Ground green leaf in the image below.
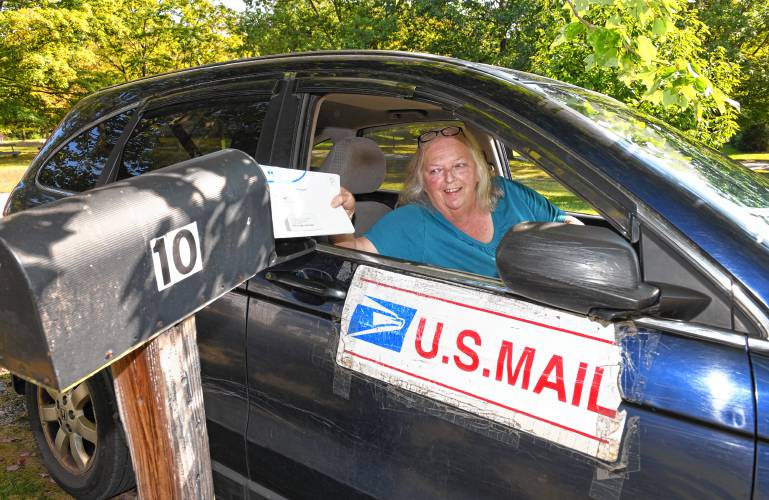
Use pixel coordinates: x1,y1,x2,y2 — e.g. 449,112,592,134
618,71,636,86
606,15,623,29
619,53,635,71
652,17,668,37
627,0,651,23
694,76,709,93
690,62,702,75
662,87,680,107
564,21,585,41
572,0,593,15
711,87,727,114
644,89,665,106
679,85,697,103
636,35,656,65
638,70,658,89
587,28,621,52
659,66,677,78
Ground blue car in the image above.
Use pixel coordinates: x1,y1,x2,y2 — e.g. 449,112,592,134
4,51,768,499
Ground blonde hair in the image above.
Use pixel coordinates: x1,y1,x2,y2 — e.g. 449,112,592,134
399,128,501,211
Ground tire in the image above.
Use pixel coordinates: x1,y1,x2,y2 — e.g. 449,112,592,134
25,372,135,499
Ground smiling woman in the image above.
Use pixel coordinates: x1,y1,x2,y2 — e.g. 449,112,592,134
333,127,571,277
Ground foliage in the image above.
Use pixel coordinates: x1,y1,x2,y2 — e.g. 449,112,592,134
0,0,242,134
695,0,769,150
0,0,766,150
93,0,242,81
0,5,107,133
533,0,742,148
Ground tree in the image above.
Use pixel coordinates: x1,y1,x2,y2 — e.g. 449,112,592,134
530,0,742,148
238,0,744,148
696,0,769,151
0,0,243,133
0,5,111,133
92,0,243,81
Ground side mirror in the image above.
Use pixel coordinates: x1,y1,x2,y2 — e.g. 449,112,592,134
496,222,659,318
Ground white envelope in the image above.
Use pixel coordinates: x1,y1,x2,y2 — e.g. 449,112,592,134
260,165,354,238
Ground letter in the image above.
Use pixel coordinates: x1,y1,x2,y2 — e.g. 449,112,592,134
533,355,567,402
415,318,442,359
495,341,536,389
454,329,481,372
571,362,588,407
587,367,617,418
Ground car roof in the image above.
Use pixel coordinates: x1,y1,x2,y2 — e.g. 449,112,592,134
39,50,769,317
49,51,563,146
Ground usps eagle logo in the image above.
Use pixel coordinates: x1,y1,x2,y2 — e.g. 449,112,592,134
348,296,417,352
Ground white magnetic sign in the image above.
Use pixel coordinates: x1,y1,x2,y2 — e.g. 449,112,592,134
150,221,204,291
336,266,627,461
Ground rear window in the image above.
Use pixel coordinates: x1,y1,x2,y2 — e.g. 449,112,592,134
360,121,461,192
119,98,269,179
38,112,131,192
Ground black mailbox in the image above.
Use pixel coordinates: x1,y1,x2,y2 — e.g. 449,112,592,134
0,149,275,391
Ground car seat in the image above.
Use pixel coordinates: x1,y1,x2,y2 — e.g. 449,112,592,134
319,137,391,236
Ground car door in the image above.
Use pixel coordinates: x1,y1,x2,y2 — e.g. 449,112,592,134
244,252,754,499
243,82,755,499
104,83,278,496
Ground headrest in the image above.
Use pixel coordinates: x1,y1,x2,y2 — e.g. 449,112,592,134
319,137,386,194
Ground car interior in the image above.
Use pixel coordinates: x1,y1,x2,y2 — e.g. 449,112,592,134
298,91,745,332
306,93,596,238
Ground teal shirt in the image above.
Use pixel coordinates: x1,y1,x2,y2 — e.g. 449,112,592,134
365,178,565,277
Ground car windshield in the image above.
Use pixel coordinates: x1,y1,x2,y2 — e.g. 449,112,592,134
514,78,769,249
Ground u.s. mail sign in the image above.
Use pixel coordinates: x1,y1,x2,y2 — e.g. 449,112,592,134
336,266,627,462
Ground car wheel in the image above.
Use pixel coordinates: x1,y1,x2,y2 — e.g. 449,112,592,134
25,372,135,499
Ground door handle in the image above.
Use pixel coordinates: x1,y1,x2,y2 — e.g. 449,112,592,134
264,271,347,301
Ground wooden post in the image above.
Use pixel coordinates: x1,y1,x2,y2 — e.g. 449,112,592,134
111,317,213,499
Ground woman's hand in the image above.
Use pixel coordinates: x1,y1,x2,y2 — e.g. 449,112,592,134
331,186,356,220
562,215,584,225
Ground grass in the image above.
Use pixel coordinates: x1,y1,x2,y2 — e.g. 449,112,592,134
0,144,41,193
728,153,769,161
508,160,598,214
0,371,70,499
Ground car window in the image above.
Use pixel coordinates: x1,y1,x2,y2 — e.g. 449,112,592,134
118,97,269,179
309,139,333,169
531,82,769,247
38,112,131,192
360,121,461,192
507,151,597,215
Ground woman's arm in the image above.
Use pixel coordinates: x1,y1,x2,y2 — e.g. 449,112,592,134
336,236,379,252
329,187,380,253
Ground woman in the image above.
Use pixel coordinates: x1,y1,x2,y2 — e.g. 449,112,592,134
332,126,579,277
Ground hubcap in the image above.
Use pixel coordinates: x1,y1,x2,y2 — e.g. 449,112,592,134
37,382,98,474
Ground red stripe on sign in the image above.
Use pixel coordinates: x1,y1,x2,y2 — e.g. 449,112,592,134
345,350,609,444
360,277,615,346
